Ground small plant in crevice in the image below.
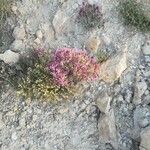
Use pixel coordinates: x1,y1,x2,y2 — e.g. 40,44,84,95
77,2,103,29
1,48,100,101
95,50,110,63
119,0,150,32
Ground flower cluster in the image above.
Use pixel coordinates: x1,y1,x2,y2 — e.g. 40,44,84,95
48,48,100,87
2,48,100,101
77,2,103,29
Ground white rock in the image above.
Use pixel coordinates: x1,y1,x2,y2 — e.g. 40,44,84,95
34,38,41,45
96,92,111,114
36,30,43,39
142,40,150,55
13,25,26,40
11,132,18,140
11,40,25,51
0,50,20,65
11,5,18,14
140,127,150,150
99,46,127,83
86,36,102,53
53,10,69,34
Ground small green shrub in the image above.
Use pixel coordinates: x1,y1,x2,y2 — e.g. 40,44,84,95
77,2,103,29
96,50,110,63
119,0,150,32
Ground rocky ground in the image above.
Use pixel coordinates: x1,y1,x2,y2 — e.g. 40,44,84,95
0,0,150,150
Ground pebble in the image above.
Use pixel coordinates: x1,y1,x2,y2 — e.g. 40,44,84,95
11,132,18,140
36,30,43,39
34,38,41,45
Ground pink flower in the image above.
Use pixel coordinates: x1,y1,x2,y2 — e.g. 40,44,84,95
47,48,100,86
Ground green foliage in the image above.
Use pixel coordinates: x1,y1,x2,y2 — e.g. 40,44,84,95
96,50,110,63
119,0,150,32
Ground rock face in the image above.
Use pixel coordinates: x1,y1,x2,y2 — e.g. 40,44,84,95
52,10,69,35
0,50,20,64
86,36,102,53
140,127,150,150
99,47,128,83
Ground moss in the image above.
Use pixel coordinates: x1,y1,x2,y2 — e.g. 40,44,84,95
119,0,150,32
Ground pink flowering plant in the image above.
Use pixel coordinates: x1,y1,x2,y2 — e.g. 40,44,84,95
48,48,100,87
2,47,100,101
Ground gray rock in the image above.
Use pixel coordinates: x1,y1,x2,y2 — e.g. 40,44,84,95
140,127,150,150
142,40,150,55
11,40,25,51
0,50,20,64
13,25,26,40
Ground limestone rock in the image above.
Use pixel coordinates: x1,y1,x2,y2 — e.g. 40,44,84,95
11,40,25,51
0,50,20,65
34,38,41,45
53,10,69,35
96,92,111,114
99,46,127,83
13,25,26,40
140,127,150,150
142,40,150,55
36,30,43,39
86,36,102,53
98,109,118,149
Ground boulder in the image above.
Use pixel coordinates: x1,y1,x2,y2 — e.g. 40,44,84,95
52,10,69,35
142,40,150,55
0,50,20,65
99,46,128,83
